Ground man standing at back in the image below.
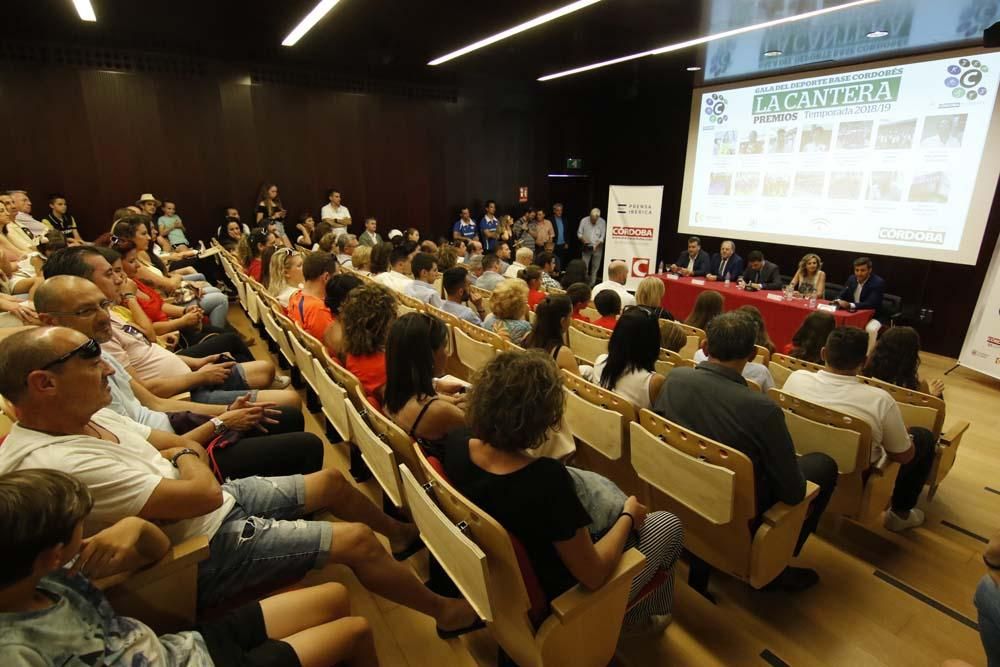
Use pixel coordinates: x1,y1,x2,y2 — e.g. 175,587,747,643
479,200,499,253
653,312,837,591
321,189,351,239
707,240,743,282
453,208,477,242
551,203,568,267
577,208,606,285
835,257,885,353
782,326,934,532
592,260,636,308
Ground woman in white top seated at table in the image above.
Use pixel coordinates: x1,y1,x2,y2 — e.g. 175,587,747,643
593,307,665,410
788,253,826,298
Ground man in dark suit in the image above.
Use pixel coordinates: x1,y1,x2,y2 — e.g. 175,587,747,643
740,250,782,290
835,256,885,353
707,239,744,282
669,236,711,277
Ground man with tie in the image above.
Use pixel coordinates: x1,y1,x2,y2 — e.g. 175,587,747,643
835,257,886,353
740,250,782,290
669,236,711,277
707,240,744,282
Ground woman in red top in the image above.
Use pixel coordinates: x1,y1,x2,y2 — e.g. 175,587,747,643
340,282,397,410
566,282,593,322
519,265,547,311
242,228,274,282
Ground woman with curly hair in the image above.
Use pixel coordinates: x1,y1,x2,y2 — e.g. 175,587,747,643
786,311,836,362
482,278,532,345
863,326,944,397
439,350,683,634
684,290,723,331
341,282,397,409
789,252,826,297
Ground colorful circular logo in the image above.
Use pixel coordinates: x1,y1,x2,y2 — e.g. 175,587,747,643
946,58,989,100
703,93,729,124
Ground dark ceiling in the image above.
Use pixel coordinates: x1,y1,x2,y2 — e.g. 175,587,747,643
6,0,1000,88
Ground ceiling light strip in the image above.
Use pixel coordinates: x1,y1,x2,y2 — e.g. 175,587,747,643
429,0,602,66
538,0,878,81
72,0,97,22
282,0,342,47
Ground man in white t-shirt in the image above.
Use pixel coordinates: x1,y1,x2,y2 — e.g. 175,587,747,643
374,245,414,293
504,247,533,279
592,260,637,308
0,326,480,632
782,326,936,532
320,188,352,238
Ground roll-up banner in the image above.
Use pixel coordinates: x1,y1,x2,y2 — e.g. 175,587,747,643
957,234,1000,381
604,185,665,291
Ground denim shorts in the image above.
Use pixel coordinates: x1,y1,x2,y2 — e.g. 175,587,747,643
197,475,332,607
191,363,259,404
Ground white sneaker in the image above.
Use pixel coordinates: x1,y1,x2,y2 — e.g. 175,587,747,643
884,508,925,532
270,375,291,389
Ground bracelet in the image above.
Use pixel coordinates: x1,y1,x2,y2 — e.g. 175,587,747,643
985,554,1000,570
618,511,635,529
170,448,199,468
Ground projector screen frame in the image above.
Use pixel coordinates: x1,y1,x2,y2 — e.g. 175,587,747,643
677,46,1000,265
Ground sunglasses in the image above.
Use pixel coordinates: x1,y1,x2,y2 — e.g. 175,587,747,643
39,338,101,371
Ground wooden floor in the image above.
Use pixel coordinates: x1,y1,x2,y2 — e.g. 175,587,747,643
231,306,998,667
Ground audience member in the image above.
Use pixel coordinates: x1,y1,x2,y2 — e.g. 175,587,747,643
419,240,438,255
374,245,414,292
654,312,838,590
577,208,606,285
737,305,776,355
706,240,743,282
267,247,304,308
352,244,373,275
436,244,460,272
323,273,364,359
453,207,477,241
789,253,826,297
9,189,47,237
479,200,499,252
464,253,484,280
551,203,568,264
0,327,479,636
496,214,514,248
566,282,592,322
404,252,444,308
529,208,555,248
483,279,531,346
787,311,836,362
863,326,944,397
519,265,546,311
635,276,674,321
505,247,534,279
591,290,621,330
336,233,359,268
157,200,190,251
512,208,535,251
0,197,31,260
560,258,590,289
474,254,505,291
242,228,274,282
218,216,244,252
8,232,66,295
406,227,420,244
441,266,485,326
255,183,289,245
660,320,686,353
370,241,393,276
593,260,636,308
835,257,885,353
783,327,934,532
41,193,82,245
289,251,338,349
495,241,512,274
320,188,351,238
524,294,581,376
669,236,710,277
441,351,683,632
294,212,316,248
359,216,382,247
684,290,723,331
342,283,397,409
534,251,561,291
740,251,782,290
595,308,665,410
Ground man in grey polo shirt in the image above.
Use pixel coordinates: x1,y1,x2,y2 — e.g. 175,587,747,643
653,311,838,592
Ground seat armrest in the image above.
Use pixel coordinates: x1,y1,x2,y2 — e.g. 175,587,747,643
760,481,819,526
549,548,646,623
95,536,210,591
940,421,969,446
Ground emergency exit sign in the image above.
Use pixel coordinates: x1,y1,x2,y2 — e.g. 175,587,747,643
566,158,584,169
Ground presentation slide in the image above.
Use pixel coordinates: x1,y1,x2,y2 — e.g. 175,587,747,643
678,51,1000,264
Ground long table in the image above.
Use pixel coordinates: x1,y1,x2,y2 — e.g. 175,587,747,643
655,275,873,350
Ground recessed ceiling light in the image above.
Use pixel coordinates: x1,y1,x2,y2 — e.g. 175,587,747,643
537,0,876,81
282,0,342,47
867,29,889,38
763,49,783,57
72,0,96,22
687,66,702,71
428,0,602,66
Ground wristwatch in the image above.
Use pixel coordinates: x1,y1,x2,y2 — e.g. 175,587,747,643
170,448,198,468
210,417,228,435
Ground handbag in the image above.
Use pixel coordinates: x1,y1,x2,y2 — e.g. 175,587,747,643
565,466,627,540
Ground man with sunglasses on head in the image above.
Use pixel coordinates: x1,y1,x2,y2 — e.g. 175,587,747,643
34,275,324,479
43,246,301,409
0,326,484,633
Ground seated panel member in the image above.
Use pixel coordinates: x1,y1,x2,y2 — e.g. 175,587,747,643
707,239,744,282
653,311,838,591
669,236,711,277
835,256,885,353
740,250,782,290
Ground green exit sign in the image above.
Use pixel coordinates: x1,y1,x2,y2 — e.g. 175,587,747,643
566,158,584,170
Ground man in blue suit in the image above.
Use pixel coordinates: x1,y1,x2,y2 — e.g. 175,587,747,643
707,240,744,282
836,256,885,353
670,236,711,276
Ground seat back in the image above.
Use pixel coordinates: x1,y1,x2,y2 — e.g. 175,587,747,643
469,284,492,314
323,351,365,410
354,386,426,489
753,345,770,365
344,393,404,507
579,307,599,321
288,324,317,390
269,307,298,367
770,353,824,374
312,357,351,444
858,376,944,437
678,335,702,360
453,324,500,373
243,280,261,324
571,319,613,339
674,322,706,341
395,290,426,312
745,378,762,392
768,361,792,389
567,326,609,364
769,389,870,475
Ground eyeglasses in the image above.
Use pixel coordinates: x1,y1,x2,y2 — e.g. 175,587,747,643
39,338,102,371
45,299,113,318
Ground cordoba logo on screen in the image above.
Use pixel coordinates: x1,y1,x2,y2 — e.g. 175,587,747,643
611,226,655,240
878,227,946,245
631,257,651,277
945,58,989,100
703,93,729,125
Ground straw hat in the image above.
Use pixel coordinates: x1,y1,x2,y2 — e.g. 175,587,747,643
135,193,162,207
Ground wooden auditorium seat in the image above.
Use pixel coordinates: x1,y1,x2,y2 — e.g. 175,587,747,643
567,323,610,365
452,319,502,375
768,352,824,389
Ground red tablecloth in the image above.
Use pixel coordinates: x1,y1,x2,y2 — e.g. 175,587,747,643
656,275,873,350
